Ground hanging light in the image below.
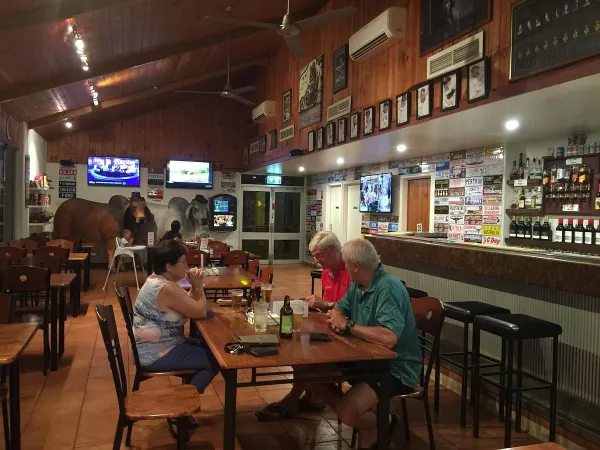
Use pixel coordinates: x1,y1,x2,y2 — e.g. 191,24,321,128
82,65,89,71
75,37,85,50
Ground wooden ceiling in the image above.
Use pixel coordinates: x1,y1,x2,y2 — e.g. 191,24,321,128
0,0,326,139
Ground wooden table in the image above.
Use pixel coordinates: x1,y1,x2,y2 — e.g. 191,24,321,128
177,267,256,291
0,323,37,450
501,445,566,449
50,273,76,371
77,244,94,291
68,253,88,316
194,304,397,450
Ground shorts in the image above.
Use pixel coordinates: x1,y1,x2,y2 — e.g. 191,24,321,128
337,362,414,397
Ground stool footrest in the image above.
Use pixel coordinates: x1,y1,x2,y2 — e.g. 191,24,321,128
479,375,552,393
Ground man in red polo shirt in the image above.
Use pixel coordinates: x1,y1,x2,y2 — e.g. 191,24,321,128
256,232,350,422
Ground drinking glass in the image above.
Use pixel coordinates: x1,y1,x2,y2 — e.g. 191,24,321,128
254,302,268,332
261,284,273,303
231,289,244,313
292,302,304,332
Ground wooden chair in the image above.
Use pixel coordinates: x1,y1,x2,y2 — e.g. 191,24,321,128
0,246,26,265
207,240,228,253
247,259,260,277
221,250,248,268
185,250,210,267
21,255,62,275
34,246,70,272
0,293,10,449
46,239,74,252
114,286,196,392
10,239,38,254
0,266,51,374
95,304,200,449
259,266,274,284
0,257,9,270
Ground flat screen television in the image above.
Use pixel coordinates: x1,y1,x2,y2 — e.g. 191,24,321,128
360,173,393,213
166,160,213,189
87,156,140,187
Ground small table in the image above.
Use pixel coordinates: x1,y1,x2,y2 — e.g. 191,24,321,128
68,253,88,316
50,273,76,371
0,323,37,450
194,305,397,450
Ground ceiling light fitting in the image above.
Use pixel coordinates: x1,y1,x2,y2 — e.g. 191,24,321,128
397,144,407,152
65,121,73,129
505,119,520,131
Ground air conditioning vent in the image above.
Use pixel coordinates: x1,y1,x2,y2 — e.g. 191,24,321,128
280,125,295,142
349,7,406,62
350,33,388,60
327,96,352,122
427,32,484,79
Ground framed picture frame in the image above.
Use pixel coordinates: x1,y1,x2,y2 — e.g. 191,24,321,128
268,129,278,151
282,89,292,123
259,135,267,154
326,121,336,147
332,44,349,94
396,91,411,127
416,82,433,120
363,106,375,136
420,0,491,55
337,117,347,144
308,130,315,152
243,147,249,166
440,70,461,112
467,57,490,103
350,112,360,140
316,127,324,150
379,99,392,131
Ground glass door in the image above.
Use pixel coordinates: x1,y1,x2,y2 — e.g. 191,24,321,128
241,186,304,264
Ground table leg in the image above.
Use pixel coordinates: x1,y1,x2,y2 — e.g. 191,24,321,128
9,361,20,450
59,288,66,358
72,263,82,317
377,362,391,450
83,253,91,291
50,288,58,371
223,369,238,450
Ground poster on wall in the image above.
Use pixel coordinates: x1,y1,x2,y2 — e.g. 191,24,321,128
299,55,324,129
147,168,164,202
221,172,236,193
58,165,77,199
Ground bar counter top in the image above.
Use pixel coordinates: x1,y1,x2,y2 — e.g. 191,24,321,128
366,234,600,298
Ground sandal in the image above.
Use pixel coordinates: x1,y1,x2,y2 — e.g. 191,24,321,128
255,403,297,422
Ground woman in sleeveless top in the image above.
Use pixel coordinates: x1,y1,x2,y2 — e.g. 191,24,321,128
133,239,219,393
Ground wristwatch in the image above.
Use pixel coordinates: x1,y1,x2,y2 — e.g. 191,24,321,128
327,301,335,310
345,320,355,335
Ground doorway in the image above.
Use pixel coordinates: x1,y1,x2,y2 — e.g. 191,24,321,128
345,183,362,243
406,178,430,232
328,185,344,240
240,186,303,264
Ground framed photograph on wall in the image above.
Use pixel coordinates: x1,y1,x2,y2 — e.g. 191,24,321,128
299,55,324,129
396,91,411,126
326,121,336,147
268,129,277,150
282,89,292,123
363,106,375,136
379,99,392,131
420,0,491,55
333,44,349,94
259,135,267,154
308,130,315,152
350,112,360,140
243,147,249,166
316,127,324,150
440,70,461,112
416,82,433,120
337,117,347,144
467,57,490,103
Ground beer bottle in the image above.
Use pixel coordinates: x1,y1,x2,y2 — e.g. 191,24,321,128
248,280,256,307
279,296,293,339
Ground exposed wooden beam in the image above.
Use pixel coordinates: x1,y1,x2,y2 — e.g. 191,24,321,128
28,57,269,129
0,0,151,31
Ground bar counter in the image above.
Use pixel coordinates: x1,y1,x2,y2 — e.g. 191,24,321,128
366,233,600,441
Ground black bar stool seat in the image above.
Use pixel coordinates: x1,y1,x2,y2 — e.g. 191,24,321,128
434,301,511,428
472,313,562,448
311,269,322,295
406,287,429,299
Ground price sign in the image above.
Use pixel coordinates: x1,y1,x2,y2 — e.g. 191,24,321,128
482,225,502,236
562,204,580,212
566,158,583,165
514,179,527,187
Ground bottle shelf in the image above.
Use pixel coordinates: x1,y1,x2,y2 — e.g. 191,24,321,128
507,179,542,188
506,209,543,217
505,238,600,255
542,152,600,163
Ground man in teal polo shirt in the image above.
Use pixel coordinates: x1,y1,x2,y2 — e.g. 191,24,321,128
308,238,422,450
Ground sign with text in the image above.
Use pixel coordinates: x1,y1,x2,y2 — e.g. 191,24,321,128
450,178,466,187
483,236,501,246
58,166,77,199
482,225,502,236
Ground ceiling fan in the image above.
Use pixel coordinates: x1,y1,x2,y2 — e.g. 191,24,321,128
176,31,257,106
205,1,358,57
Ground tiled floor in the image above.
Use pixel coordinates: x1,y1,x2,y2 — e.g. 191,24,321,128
2,264,542,449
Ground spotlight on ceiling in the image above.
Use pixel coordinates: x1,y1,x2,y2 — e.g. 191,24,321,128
397,144,407,152
75,38,85,50
336,157,344,165
65,121,73,129
298,167,305,172
505,119,520,132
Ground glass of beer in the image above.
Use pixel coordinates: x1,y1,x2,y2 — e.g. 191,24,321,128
231,289,244,313
292,302,303,332
261,284,273,303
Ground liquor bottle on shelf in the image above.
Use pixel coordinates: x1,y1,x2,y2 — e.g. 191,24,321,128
525,190,532,209
517,217,526,238
518,190,526,209
555,218,565,243
532,217,541,240
519,153,525,180
571,166,580,201
585,219,595,245
564,218,574,243
509,217,518,238
524,217,533,239
510,161,518,181
543,168,549,192
596,220,600,245
574,219,585,244
595,183,600,210
525,157,531,179
541,217,551,241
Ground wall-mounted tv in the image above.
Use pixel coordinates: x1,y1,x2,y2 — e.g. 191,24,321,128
87,156,140,187
360,173,393,213
166,160,213,189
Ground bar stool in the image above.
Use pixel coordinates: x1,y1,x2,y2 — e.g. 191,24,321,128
472,314,562,448
311,269,322,296
435,301,511,427
399,280,429,299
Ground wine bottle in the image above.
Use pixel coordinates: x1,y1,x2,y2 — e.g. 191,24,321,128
555,219,565,243
248,280,256,307
574,219,585,244
509,216,518,238
595,183,600,210
524,217,532,239
279,296,294,339
517,216,526,239
541,217,551,241
519,153,524,179
564,218,574,243
532,217,541,240
585,219,595,245
596,220,600,245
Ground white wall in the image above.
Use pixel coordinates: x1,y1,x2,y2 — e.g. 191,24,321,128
27,130,47,181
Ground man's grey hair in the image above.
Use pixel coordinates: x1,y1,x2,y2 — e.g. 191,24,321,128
309,231,341,253
342,239,380,270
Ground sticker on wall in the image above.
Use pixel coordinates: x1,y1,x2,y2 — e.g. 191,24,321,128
449,205,465,214
483,216,501,225
388,161,399,169
466,156,484,166
447,232,464,240
465,186,483,196
420,163,436,173
435,161,450,171
434,214,448,223
448,196,464,205
435,189,448,197
450,168,466,179
434,223,449,232
448,215,465,225
483,205,501,214
435,170,449,180
435,179,450,188
451,150,466,160
483,186,502,195
483,195,503,206
421,155,437,164
483,175,503,185
464,234,483,243
450,159,466,168
409,166,422,174
482,225,502,236
464,225,482,234
466,205,483,213
147,168,164,202
434,205,449,214
484,154,503,165
466,167,483,178
449,187,465,197
449,224,464,233
434,197,449,206
434,153,451,162
58,165,77,199
483,236,501,246
221,172,236,193
450,178,466,188
466,148,485,158
464,215,483,225
484,164,503,176
466,177,483,187
465,196,483,206
399,168,410,175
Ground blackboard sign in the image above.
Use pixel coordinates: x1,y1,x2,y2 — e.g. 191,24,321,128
510,0,600,81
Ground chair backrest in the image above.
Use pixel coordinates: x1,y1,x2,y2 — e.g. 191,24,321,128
0,246,26,264
11,239,39,254
259,266,274,284
114,286,143,370
221,250,248,267
411,297,445,389
96,304,128,413
46,239,74,252
0,266,51,294
208,240,228,252
186,250,209,266
247,259,260,277
0,257,10,270
0,293,14,324
23,254,62,274
34,246,70,264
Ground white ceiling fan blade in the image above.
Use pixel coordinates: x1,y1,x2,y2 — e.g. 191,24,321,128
283,34,306,57
225,92,256,106
296,6,358,30
231,86,257,95
175,91,221,94
204,15,278,30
